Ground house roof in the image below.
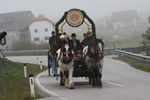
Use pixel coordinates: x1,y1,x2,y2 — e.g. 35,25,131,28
0,10,35,32
34,15,55,25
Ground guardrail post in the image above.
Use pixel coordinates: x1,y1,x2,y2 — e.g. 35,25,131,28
40,61,43,70
24,64,27,78
29,74,35,98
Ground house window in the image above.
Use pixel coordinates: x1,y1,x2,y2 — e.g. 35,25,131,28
34,29,38,33
45,28,48,32
45,37,49,40
34,37,40,41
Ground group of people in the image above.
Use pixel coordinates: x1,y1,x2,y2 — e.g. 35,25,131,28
48,31,94,75
49,31,94,54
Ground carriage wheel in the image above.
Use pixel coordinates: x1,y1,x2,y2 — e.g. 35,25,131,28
60,71,64,86
99,73,102,87
48,51,51,76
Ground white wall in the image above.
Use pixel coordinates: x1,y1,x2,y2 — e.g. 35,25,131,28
29,20,54,44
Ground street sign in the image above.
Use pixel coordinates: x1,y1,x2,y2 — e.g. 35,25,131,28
0,31,7,45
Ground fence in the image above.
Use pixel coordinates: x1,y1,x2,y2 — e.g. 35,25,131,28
115,50,150,64
3,50,48,56
1,46,145,56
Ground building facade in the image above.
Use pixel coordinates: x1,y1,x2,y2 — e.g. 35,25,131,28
0,11,34,50
29,15,55,44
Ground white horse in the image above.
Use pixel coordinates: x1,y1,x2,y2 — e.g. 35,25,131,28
83,38,104,87
57,43,75,89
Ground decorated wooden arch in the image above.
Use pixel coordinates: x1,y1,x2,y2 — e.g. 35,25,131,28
55,9,96,37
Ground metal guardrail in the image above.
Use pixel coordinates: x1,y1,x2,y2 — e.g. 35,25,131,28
4,49,113,55
115,50,150,64
105,46,144,53
1,46,145,56
3,50,48,55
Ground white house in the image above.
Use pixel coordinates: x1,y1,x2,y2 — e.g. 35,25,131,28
29,15,55,44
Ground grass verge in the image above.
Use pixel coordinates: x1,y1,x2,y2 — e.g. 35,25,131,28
0,60,47,100
113,57,150,72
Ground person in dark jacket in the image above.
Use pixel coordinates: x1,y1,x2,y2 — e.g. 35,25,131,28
48,31,60,76
70,33,82,51
82,31,94,46
81,33,88,47
49,31,58,55
49,31,56,45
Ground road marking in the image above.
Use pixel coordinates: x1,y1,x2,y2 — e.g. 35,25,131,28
59,97,69,100
35,71,69,100
35,71,59,96
105,80,126,88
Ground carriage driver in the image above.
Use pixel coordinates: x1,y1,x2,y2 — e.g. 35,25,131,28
70,33,82,51
81,33,88,47
82,31,94,46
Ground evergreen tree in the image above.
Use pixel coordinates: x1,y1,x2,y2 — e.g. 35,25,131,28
142,16,150,55
143,27,150,41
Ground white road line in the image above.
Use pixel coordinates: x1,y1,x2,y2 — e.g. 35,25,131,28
105,80,126,88
35,71,59,96
35,70,69,100
59,97,69,100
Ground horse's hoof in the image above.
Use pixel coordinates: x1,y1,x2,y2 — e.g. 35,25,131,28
68,83,75,89
92,85,96,88
65,82,68,88
96,85,102,88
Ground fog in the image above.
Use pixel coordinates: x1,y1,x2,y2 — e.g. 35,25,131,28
0,0,150,49
0,0,150,20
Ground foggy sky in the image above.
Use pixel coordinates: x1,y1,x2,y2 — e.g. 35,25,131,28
0,0,150,21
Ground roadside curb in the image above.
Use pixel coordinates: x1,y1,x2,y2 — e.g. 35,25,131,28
35,70,68,100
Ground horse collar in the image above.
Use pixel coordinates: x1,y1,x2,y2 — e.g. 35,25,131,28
87,50,99,59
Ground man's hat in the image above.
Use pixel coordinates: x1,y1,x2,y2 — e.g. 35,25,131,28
71,33,76,37
51,31,55,34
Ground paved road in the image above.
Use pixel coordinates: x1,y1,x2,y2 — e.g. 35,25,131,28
7,56,150,100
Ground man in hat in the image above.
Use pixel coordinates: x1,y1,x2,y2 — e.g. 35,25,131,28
49,31,56,45
81,33,88,47
49,31,58,55
70,33,82,51
82,31,94,46
49,31,62,76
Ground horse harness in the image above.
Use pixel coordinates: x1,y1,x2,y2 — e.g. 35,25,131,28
57,44,74,64
83,40,104,60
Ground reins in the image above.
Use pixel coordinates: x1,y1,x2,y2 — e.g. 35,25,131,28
85,39,104,60
59,44,74,64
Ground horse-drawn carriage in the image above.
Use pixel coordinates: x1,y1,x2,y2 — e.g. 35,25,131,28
48,9,104,89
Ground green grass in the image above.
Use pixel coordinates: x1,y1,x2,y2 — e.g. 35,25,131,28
0,60,47,100
105,37,142,48
113,57,150,72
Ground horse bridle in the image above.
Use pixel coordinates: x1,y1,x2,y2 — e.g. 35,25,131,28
87,40,104,59
74,50,83,61
60,44,74,64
